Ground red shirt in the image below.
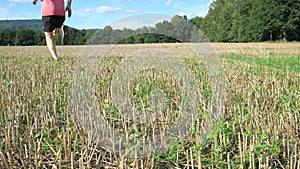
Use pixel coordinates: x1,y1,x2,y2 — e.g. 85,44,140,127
42,0,65,16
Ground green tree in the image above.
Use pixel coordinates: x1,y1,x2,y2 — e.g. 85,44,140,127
170,15,193,42
202,1,220,42
155,20,174,38
84,29,95,43
278,0,300,41
247,0,266,41
190,16,203,29
0,29,16,46
122,36,134,44
144,33,158,43
261,0,282,41
109,29,123,44
15,27,35,46
34,30,45,45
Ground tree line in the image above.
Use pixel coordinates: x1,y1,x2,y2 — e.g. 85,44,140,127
194,0,300,42
87,15,205,44
0,15,204,46
0,27,96,46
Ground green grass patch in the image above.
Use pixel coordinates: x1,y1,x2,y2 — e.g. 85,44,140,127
221,55,300,72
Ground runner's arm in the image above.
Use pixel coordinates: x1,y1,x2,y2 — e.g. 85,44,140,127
66,0,72,17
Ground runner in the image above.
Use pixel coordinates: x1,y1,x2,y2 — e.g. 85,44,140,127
32,0,72,60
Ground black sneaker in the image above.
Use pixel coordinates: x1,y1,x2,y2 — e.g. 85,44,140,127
61,25,69,45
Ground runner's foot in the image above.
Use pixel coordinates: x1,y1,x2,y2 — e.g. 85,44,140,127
52,55,58,61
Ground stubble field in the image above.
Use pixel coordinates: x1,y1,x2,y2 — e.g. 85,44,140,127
0,43,299,168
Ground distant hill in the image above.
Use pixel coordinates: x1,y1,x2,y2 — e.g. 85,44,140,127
0,19,42,30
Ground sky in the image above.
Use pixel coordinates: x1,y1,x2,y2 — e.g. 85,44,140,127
0,0,214,30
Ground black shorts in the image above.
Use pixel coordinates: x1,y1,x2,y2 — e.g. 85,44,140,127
42,16,65,32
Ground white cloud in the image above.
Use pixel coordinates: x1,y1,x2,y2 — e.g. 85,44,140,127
165,0,182,7
84,8,93,13
166,0,172,6
96,5,121,14
126,9,138,13
9,0,31,2
173,2,183,8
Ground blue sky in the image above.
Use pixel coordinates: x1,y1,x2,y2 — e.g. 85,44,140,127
0,0,214,29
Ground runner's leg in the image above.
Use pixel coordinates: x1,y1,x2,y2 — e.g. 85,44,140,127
45,31,58,60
